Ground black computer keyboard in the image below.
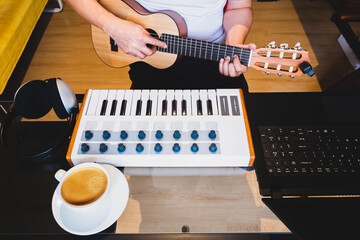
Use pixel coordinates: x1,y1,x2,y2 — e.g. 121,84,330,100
259,126,360,175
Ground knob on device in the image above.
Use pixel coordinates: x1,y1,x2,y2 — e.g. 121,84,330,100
85,130,93,140
155,130,163,140
138,130,146,140
208,130,216,140
99,143,108,153
154,143,162,153
103,130,111,140
173,130,181,140
209,143,217,153
120,130,128,140
81,143,90,153
118,143,126,153
136,143,144,153
173,143,181,153
191,130,199,140
191,143,199,153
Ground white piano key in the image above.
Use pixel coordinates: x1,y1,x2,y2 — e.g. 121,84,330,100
105,90,117,116
149,90,158,116
86,90,98,116
95,90,109,116
141,90,150,116
191,90,199,116
157,90,166,116
124,90,133,116
115,90,125,116
174,90,182,116
130,90,142,116
208,89,218,115
199,90,208,116
166,90,175,116
183,89,191,116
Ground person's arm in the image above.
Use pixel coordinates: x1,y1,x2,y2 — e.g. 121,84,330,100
219,0,256,77
64,0,166,59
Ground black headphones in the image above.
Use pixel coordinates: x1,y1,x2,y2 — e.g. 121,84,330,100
0,78,78,163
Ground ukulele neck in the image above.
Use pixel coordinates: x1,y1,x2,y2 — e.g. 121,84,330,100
157,34,252,66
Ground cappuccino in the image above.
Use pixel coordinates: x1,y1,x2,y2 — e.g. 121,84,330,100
61,167,108,206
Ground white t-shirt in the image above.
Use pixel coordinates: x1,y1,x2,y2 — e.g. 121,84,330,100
135,0,227,43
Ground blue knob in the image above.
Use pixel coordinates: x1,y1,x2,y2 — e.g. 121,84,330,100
154,143,162,153
81,143,90,153
136,143,144,153
138,130,146,140
209,143,217,153
103,130,111,140
173,130,181,140
120,130,128,140
155,130,163,140
191,143,199,153
208,130,216,140
172,143,181,153
191,130,199,140
84,130,93,140
99,143,108,153
117,143,126,153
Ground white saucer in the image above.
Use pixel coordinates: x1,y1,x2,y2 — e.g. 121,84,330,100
52,164,129,235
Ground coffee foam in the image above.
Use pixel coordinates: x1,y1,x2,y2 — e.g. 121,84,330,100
61,167,108,206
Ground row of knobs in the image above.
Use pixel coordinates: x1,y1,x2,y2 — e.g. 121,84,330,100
81,142,218,154
85,130,217,141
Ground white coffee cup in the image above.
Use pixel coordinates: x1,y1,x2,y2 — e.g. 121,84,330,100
54,162,111,212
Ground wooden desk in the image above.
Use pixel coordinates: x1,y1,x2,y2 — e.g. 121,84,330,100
116,169,289,233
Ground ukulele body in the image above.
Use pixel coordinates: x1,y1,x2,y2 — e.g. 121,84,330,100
92,0,187,68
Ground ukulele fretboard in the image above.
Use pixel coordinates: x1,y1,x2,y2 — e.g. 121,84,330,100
157,34,252,66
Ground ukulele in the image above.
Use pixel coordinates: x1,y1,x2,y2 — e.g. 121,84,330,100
91,0,314,77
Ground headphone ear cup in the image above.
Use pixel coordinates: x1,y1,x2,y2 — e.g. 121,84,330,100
46,78,77,119
14,80,52,119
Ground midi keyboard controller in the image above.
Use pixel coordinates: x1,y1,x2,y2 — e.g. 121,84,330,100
66,89,254,167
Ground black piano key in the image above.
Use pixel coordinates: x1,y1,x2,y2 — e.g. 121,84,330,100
110,100,117,115
196,99,202,115
162,100,167,115
136,100,142,115
172,100,177,115
207,99,213,115
146,99,152,115
100,100,108,115
181,99,187,115
120,100,127,115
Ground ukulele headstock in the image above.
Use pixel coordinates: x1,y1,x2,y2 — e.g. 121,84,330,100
249,42,314,77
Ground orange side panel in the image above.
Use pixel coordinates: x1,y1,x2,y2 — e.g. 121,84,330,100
66,90,90,166
239,89,255,167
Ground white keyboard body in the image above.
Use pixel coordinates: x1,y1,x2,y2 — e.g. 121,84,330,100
67,89,254,167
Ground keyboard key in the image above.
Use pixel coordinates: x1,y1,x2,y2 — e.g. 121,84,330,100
260,125,360,176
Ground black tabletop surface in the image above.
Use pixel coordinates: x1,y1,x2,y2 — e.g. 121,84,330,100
3,91,350,239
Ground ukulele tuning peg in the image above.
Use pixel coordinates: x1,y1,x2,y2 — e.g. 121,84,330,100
267,41,276,48
288,74,295,78
294,42,302,50
276,73,283,76
263,71,270,75
280,43,289,49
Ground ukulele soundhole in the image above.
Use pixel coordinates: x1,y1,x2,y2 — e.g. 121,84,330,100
110,37,118,52
145,28,160,49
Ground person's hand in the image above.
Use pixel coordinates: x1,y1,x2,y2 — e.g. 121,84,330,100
219,43,256,77
106,19,167,59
